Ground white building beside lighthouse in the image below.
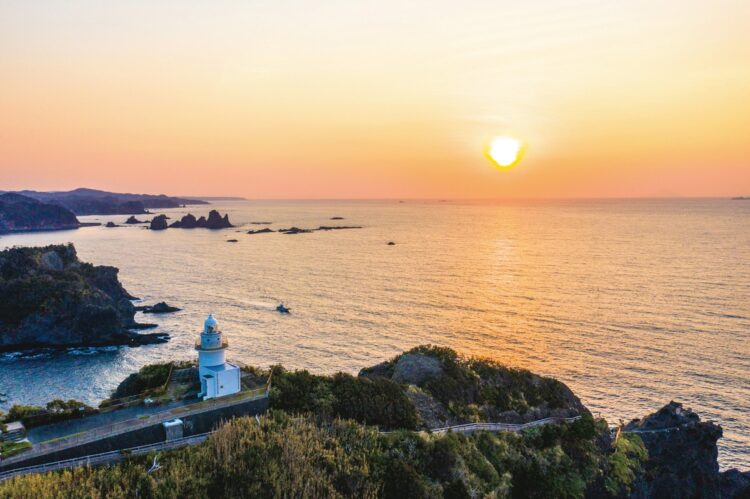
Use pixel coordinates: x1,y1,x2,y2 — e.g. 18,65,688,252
196,314,241,400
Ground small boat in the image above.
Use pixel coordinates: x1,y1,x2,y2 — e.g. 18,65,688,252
276,304,291,314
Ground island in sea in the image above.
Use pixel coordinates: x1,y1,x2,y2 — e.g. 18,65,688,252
0,244,169,352
0,344,748,497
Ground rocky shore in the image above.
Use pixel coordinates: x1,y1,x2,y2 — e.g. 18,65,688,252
0,244,169,352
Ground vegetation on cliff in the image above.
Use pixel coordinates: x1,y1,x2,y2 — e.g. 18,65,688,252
0,193,79,233
0,410,645,498
8,188,207,215
0,244,167,351
360,345,587,427
2,349,745,498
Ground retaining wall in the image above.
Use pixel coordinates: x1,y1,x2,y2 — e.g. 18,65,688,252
0,396,268,472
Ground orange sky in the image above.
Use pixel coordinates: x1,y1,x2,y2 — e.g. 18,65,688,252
1,1,749,198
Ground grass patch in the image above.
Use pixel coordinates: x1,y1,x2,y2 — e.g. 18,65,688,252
0,440,32,458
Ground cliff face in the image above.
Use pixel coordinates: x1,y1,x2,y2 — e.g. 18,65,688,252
0,193,79,233
625,401,740,499
0,244,167,351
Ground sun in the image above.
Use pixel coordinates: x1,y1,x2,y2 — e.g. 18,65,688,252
486,136,524,169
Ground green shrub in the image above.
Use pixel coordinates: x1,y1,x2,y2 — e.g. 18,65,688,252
605,434,647,496
111,362,172,399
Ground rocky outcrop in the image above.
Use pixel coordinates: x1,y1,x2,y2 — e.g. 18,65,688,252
279,227,313,235
360,346,587,428
0,244,168,352
248,228,274,235
135,302,181,314
206,210,233,229
124,216,147,224
626,402,724,498
720,469,750,498
149,215,169,230
168,210,233,229
105,222,118,228
316,226,362,231
391,353,444,385
0,193,79,233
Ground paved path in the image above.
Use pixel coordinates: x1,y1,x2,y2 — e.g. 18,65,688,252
402,416,582,435
1,414,581,482
1,388,267,468
27,399,194,444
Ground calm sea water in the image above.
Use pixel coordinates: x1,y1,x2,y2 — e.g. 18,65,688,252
1,199,748,469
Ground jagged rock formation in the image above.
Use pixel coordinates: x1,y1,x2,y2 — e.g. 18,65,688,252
626,401,735,499
0,244,168,351
0,193,79,233
149,215,169,230
124,216,147,224
135,302,181,314
168,210,233,229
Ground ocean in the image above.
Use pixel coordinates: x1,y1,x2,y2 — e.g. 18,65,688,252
0,199,748,469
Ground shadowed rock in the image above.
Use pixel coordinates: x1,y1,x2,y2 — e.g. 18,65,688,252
149,215,169,230
0,244,169,352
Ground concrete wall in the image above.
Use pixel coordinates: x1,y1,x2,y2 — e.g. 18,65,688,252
0,396,268,472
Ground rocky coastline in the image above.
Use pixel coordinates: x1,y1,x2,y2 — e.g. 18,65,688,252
0,193,79,234
0,244,169,352
0,347,747,497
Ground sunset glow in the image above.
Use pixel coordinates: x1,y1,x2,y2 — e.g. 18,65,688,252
1,1,749,198
487,137,523,169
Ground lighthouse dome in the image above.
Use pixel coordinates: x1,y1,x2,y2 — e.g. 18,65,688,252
204,313,218,333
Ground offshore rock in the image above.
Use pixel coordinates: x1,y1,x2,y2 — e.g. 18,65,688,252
167,210,233,229
149,214,169,230
136,302,181,314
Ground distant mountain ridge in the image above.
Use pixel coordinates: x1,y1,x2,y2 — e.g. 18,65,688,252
1,188,209,215
0,193,79,233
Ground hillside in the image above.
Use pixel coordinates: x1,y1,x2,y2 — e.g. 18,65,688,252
0,193,79,233
0,348,747,497
0,244,168,351
8,188,208,215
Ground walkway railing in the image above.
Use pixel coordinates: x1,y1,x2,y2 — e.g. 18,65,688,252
380,416,582,435
0,386,268,467
2,413,580,482
0,432,213,483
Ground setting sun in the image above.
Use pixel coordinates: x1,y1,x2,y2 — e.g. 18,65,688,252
487,136,524,169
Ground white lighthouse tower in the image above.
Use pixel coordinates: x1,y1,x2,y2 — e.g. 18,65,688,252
196,314,241,400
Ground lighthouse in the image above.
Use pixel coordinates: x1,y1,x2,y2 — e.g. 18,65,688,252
196,314,241,400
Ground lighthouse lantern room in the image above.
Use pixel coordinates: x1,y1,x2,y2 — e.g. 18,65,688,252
196,314,241,400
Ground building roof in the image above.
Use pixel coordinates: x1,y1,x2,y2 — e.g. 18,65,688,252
204,362,239,373
4,421,25,432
